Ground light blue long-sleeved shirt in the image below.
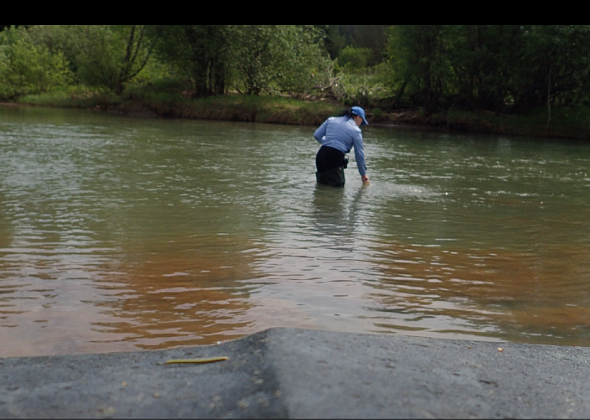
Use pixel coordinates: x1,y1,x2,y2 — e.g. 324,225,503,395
314,116,367,176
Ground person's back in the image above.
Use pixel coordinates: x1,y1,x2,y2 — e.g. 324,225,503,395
314,116,361,154
313,107,369,187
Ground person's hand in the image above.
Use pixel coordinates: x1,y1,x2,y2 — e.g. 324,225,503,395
361,175,370,185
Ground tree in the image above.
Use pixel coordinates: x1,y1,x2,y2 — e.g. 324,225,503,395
337,46,374,70
443,25,522,110
149,25,329,97
318,25,389,65
385,25,590,113
230,25,329,96
315,25,346,60
511,25,590,110
0,26,71,99
230,25,278,95
347,25,389,65
276,25,331,96
150,25,230,96
386,25,449,113
0,25,25,32
73,25,154,95
27,25,155,95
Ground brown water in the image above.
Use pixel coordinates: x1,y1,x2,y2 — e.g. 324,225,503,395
2,105,590,357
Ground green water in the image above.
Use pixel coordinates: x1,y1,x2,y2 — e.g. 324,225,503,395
2,105,590,357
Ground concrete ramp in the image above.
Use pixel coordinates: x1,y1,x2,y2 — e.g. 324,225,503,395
1,328,590,418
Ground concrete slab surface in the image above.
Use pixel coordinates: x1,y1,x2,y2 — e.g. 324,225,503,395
2,327,590,418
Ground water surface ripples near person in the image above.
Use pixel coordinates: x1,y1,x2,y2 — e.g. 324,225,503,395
2,105,590,357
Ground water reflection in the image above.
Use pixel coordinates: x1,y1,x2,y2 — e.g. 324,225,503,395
311,183,367,241
368,237,590,345
94,233,263,350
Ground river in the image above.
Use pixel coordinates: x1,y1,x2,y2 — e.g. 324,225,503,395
2,105,590,357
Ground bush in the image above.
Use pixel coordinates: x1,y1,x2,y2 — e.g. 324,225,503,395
330,72,387,107
337,46,373,70
0,26,71,100
19,85,121,108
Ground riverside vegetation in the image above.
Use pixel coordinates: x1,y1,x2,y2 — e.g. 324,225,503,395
2,25,590,139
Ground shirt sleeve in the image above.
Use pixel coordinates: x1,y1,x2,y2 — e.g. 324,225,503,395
352,130,367,176
314,119,329,144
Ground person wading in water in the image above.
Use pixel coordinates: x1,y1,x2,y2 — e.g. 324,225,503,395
313,106,369,187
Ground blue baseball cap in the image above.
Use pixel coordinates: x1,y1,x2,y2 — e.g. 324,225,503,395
351,106,369,126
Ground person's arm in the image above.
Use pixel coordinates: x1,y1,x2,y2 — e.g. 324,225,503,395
314,119,329,144
352,130,368,181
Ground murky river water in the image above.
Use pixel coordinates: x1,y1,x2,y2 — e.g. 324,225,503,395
2,105,590,357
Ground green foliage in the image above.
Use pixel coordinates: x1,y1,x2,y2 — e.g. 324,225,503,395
337,46,373,70
150,25,230,96
19,85,121,108
318,25,389,64
372,108,383,118
345,25,389,65
316,25,346,59
445,105,590,139
149,25,330,98
0,26,71,99
516,26,590,108
334,72,387,107
386,25,451,112
385,25,590,113
69,25,154,94
271,25,332,96
230,25,330,96
6,23,590,127
230,25,282,95
28,25,157,95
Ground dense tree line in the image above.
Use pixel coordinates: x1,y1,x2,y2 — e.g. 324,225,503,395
0,25,331,100
385,25,590,114
2,25,590,115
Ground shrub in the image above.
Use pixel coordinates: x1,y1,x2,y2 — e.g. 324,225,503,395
0,26,71,100
337,46,373,70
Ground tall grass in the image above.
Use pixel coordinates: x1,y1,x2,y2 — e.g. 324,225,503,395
127,86,342,126
19,81,343,126
19,85,122,108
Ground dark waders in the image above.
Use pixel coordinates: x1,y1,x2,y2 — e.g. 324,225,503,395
316,146,348,187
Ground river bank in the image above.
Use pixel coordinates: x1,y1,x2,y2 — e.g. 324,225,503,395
6,85,590,140
2,327,589,418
